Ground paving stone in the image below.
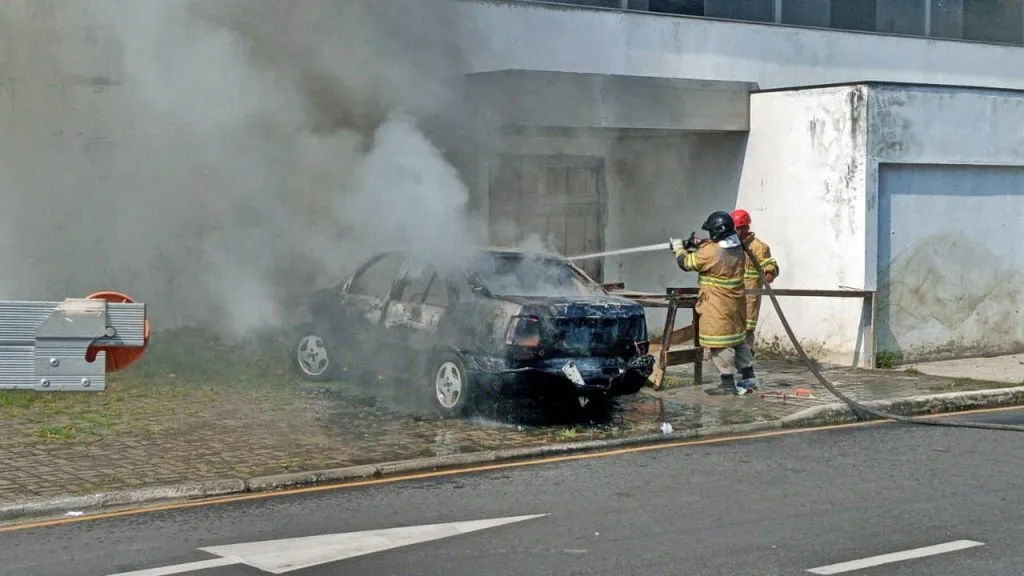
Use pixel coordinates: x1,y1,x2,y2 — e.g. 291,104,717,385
0,354,1016,505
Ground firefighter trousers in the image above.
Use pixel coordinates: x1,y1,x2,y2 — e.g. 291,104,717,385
708,343,754,376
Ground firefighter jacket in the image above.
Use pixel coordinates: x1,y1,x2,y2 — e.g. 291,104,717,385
675,236,747,348
740,232,779,332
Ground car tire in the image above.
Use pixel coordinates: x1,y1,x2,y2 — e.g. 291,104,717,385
430,353,473,418
292,327,336,381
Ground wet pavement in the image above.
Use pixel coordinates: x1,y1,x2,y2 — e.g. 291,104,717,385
0,335,1020,506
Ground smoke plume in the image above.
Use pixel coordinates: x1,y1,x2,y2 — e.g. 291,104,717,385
0,0,485,338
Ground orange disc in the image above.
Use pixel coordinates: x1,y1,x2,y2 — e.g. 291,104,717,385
84,291,151,372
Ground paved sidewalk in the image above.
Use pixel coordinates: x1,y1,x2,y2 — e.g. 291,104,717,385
0,329,1020,506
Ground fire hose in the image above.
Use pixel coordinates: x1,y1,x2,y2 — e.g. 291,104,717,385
570,240,1024,431
739,241,1024,432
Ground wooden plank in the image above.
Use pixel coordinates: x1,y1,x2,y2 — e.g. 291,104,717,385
665,348,702,365
650,323,694,347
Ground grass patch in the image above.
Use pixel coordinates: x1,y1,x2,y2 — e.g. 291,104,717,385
927,377,1015,393
553,428,579,441
34,424,77,441
0,327,312,442
903,367,921,374
875,350,902,369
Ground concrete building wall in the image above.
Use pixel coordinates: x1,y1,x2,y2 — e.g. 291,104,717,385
458,0,1024,90
608,132,747,332
491,129,747,334
868,85,1024,362
736,85,872,365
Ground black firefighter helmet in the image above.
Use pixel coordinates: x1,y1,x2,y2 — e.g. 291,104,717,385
701,211,736,242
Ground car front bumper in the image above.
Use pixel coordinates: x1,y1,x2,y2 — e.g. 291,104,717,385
466,353,655,398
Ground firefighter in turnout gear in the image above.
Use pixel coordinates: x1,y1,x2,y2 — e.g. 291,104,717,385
670,211,758,396
731,209,779,353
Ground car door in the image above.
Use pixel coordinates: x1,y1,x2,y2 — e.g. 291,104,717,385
381,263,450,378
340,251,407,375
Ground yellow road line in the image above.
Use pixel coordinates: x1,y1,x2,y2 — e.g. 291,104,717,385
1,403,1020,534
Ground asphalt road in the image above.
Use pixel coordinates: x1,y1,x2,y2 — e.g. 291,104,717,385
3,408,1023,576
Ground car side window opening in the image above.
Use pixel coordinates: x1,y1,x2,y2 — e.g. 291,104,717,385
422,274,449,307
398,269,446,306
348,252,405,301
450,273,478,304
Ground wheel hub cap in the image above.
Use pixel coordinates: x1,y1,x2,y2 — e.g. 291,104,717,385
297,335,329,376
435,361,463,409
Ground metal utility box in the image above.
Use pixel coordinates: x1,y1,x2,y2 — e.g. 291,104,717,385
0,297,148,391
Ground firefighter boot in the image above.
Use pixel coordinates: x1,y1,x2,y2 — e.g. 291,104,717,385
706,374,747,396
739,367,759,391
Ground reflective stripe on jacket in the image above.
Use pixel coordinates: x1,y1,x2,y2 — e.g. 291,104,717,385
741,232,779,331
676,240,747,348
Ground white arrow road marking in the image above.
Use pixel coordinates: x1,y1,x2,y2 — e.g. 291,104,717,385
807,539,985,575
106,514,547,576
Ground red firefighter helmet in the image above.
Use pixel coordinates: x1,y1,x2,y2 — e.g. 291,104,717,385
731,209,751,228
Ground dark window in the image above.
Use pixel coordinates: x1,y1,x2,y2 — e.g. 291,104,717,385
877,0,926,35
963,0,1023,44
704,0,775,22
348,253,405,301
830,0,876,32
930,0,965,39
781,0,830,27
649,0,704,15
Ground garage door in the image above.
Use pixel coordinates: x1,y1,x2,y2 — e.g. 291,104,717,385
488,154,606,282
877,163,1024,361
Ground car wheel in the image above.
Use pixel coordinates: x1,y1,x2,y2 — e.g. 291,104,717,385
293,329,334,381
431,353,472,418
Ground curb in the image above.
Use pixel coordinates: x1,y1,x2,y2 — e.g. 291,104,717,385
3,387,1022,524
779,385,1024,427
0,420,779,524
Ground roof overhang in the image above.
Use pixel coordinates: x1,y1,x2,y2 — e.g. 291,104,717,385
464,69,756,132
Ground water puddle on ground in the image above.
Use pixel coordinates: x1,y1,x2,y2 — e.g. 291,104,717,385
318,381,776,460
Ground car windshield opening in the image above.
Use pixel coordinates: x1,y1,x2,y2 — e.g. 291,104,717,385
468,252,602,297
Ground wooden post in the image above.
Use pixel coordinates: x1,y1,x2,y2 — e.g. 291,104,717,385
692,309,702,386
652,297,678,390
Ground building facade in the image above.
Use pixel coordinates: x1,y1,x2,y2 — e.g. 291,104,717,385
456,0,1024,366
2,0,1022,365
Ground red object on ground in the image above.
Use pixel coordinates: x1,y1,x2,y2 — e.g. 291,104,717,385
84,291,151,372
794,388,812,397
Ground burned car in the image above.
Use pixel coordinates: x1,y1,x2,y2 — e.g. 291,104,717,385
291,248,655,417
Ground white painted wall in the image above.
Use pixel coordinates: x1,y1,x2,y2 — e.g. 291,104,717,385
458,0,1024,90
736,85,872,365
868,85,1024,362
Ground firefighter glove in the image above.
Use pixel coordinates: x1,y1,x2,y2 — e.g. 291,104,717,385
669,237,684,256
683,232,700,251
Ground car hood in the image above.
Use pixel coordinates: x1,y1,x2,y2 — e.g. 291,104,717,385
493,294,643,318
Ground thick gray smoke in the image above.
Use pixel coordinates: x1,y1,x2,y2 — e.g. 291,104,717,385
0,0,485,338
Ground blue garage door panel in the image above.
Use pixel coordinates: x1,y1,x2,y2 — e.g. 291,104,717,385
877,164,1024,362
